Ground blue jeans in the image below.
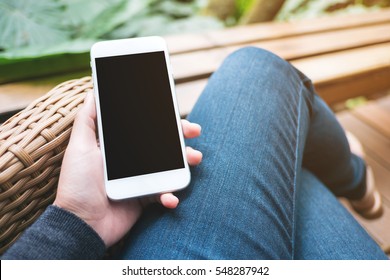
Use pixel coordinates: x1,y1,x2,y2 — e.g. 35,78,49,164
120,47,387,259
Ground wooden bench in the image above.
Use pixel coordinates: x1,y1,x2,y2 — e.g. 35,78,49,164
1,8,390,121
168,8,390,115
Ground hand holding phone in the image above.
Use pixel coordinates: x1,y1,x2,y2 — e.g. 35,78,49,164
90,37,191,200
55,91,202,247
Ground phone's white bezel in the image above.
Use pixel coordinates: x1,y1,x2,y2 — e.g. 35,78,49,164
90,36,190,200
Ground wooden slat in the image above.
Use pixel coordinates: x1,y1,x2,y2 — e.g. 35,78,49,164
252,23,390,59
166,33,216,54
313,66,390,104
353,103,390,138
340,197,390,248
375,94,390,111
337,112,390,190
337,111,390,200
166,8,390,54
294,43,390,104
171,48,229,83
176,80,206,117
0,71,90,117
337,106,390,249
0,73,202,121
294,43,390,85
171,25,390,84
337,111,390,165
365,156,390,205
208,9,390,47
175,43,390,115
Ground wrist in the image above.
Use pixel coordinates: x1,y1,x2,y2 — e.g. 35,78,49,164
53,200,103,242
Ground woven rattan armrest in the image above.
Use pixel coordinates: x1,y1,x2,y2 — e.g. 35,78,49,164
0,77,92,254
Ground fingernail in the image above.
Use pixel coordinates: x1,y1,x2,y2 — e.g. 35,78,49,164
192,123,202,132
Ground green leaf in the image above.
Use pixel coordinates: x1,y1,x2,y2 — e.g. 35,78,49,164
154,1,197,18
0,39,95,60
106,0,223,39
107,13,173,39
0,0,223,83
346,96,367,110
0,39,94,83
77,0,151,39
276,0,381,21
59,0,124,27
0,0,69,49
236,0,256,18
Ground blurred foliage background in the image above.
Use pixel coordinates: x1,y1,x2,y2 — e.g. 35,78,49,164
0,0,389,82
207,0,390,25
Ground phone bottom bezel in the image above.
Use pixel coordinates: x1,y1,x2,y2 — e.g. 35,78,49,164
105,167,191,200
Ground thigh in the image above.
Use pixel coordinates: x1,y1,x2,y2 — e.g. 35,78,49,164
119,47,312,260
295,169,387,260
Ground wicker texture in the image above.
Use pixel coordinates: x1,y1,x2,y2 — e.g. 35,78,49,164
0,77,92,254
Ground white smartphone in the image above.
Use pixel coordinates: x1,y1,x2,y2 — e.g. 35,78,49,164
90,36,190,200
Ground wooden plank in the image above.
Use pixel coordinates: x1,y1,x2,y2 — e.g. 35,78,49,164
340,197,390,249
171,47,230,83
337,112,390,180
313,66,390,105
0,74,205,122
337,106,390,249
294,43,390,104
337,111,390,200
365,156,390,204
208,9,390,47
353,103,390,138
165,8,390,54
173,43,390,111
340,157,390,249
176,80,206,117
376,94,390,111
0,71,90,117
0,77,205,123
166,33,216,54
294,43,390,86
252,23,390,60
171,27,390,83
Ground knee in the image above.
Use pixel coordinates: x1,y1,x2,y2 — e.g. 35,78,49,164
213,47,314,112
214,47,305,93
227,47,279,62
224,47,292,77
218,47,305,96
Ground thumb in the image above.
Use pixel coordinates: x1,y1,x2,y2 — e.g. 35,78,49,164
69,91,98,148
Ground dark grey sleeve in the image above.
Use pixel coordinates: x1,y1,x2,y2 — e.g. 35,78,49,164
1,205,106,260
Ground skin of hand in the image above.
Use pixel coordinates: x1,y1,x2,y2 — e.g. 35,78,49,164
54,92,202,247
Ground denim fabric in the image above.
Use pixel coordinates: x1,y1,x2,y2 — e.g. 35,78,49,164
120,47,387,259
295,170,385,260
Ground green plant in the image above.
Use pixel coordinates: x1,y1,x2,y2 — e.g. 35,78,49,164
0,0,222,83
276,0,386,21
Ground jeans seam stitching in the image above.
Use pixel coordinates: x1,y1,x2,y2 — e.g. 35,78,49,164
292,81,305,260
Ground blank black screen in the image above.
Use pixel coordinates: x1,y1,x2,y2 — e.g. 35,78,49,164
95,51,184,180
